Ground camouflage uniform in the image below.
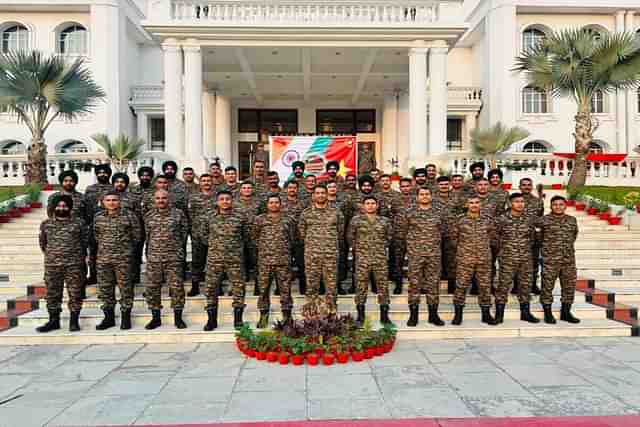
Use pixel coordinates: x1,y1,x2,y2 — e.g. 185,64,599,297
299,205,344,311
91,209,142,310
282,197,308,288
252,213,294,311
494,212,536,304
396,206,447,306
39,218,88,313
522,193,545,287
391,194,415,284
489,186,509,215
347,214,391,305
187,191,215,283
129,183,154,282
538,214,579,305
143,208,188,310
85,183,113,221
141,189,185,216
211,177,226,194
47,190,88,224
328,195,351,282
236,196,262,281
451,213,496,307
184,181,199,196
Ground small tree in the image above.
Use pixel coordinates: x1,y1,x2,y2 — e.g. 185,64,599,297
0,51,106,184
93,134,145,172
470,122,530,169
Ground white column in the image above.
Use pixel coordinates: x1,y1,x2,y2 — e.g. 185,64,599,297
203,91,217,158
429,41,448,157
615,11,627,153
215,94,232,167
183,41,204,171
626,11,637,155
163,39,184,160
382,93,398,172
464,113,477,151
137,112,148,145
397,91,411,174
409,45,428,165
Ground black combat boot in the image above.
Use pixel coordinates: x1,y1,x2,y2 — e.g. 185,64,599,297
120,309,132,330
145,309,162,330
174,309,187,329
447,279,456,294
406,304,419,327
380,304,393,326
257,310,270,329
187,280,200,297
36,310,61,333
282,309,292,325
203,307,218,331
481,306,497,326
80,283,87,300
451,304,464,325
428,304,445,326
69,311,81,332
356,304,366,326
520,302,540,323
543,304,556,324
560,303,580,323
494,304,506,324
96,307,116,330
233,307,244,329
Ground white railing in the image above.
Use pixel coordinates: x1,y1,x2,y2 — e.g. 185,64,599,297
168,1,441,25
130,85,164,105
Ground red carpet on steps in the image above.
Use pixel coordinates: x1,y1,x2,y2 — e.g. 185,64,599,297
136,416,640,427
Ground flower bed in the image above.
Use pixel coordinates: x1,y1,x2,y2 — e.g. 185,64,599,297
234,315,397,366
0,184,42,225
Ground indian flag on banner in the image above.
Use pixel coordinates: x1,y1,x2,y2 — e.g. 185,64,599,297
269,135,357,182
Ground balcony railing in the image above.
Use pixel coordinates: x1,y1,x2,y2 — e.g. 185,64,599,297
130,85,164,106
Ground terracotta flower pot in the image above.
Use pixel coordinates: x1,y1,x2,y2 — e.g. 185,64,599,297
30,202,42,209
565,200,576,207
375,346,385,356
278,353,290,365
587,208,599,215
0,215,9,224
383,342,392,353
551,184,562,190
364,348,376,359
608,217,622,225
291,355,305,365
266,351,279,363
322,354,335,365
636,205,640,214
314,348,325,356
8,209,21,218
336,353,349,364
246,349,256,358
19,206,31,213
306,353,319,366
351,351,365,362
599,212,611,220
256,351,267,361
575,203,586,211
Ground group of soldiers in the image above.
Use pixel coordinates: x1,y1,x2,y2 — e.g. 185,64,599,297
36,158,580,333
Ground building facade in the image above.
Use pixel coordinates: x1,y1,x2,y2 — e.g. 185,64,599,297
0,0,639,185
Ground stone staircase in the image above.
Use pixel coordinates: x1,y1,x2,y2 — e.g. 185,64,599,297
0,193,638,344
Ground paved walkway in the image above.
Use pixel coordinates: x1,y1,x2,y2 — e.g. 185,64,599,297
1,337,640,426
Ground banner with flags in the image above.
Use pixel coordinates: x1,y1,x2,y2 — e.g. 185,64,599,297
269,135,357,183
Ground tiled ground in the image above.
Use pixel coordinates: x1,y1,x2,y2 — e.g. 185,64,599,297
1,337,640,426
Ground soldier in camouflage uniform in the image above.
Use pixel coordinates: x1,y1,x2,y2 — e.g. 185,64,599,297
494,193,540,324
537,196,580,324
182,167,199,195
299,185,345,312
186,174,215,297
299,174,317,206
281,180,308,294
209,162,226,193
223,166,241,198
391,177,415,294
424,164,438,191
347,196,393,326
130,166,155,284
47,170,88,224
236,181,263,295
487,169,509,213
201,190,248,330
37,195,88,333
464,162,485,196
91,191,142,331
344,174,357,197
451,195,497,326
163,161,188,202
396,187,447,327
291,161,306,191
253,193,295,328
252,159,268,197
445,174,468,294
266,171,282,195
85,164,114,286
475,178,502,218
325,160,345,190
112,173,141,216
432,176,454,285
326,180,350,290
516,177,544,295
143,189,189,330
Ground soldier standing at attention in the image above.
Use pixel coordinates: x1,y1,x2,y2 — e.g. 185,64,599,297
413,168,427,189
187,173,215,297
37,195,88,333
236,181,262,296
347,196,393,326
300,174,317,205
201,190,248,330
130,166,154,284
370,168,382,191
299,185,344,312
494,193,540,324
425,164,438,190
182,167,198,195
326,180,349,290
487,168,509,213
85,163,113,285
397,187,447,327
291,161,306,189
375,174,399,218
266,171,282,194
223,166,241,198
451,195,497,326
432,175,451,209
325,160,345,190
47,170,88,223
91,191,142,331
162,160,187,198
464,162,485,196
252,159,268,197
344,174,358,196
253,194,295,328
391,177,415,294
475,178,501,218
143,189,189,330
449,174,467,212
517,177,544,296
281,180,307,294
209,162,226,192
112,173,141,216
538,196,580,324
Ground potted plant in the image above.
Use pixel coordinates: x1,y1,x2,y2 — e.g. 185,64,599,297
306,342,320,365
350,339,365,362
334,337,349,363
587,200,600,216
575,200,586,211
598,204,611,221
321,345,335,365
551,183,562,190
25,184,43,208
290,339,306,366
608,209,625,226
254,335,269,360
235,323,252,350
623,192,640,214
0,205,9,224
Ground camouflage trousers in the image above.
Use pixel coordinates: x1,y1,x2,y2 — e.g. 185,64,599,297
453,258,492,307
292,243,305,285
393,240,407,283
205,262,244,309
496,255,532,305
305,252,338,311
145,261,185,310
257,263,293,311
408,254,441,306
531,243,542,287
131,241,145,284
540,261,577,305
353,255,390,305
443,242,457,281
97,261,134,310
191,240,208,283
44,264,84,313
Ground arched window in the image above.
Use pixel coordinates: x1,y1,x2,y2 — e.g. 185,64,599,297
591,90,605,113
589,142,604,153
59,140,88,153
58,24,87,55
522,27,546,53
1,24,29,53
522,141,549,153
522,86,548,114
0,140,25,155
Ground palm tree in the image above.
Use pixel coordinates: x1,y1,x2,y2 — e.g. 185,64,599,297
470,122,530,168
514,29,640,191
0,51,106,184
93,133,145,172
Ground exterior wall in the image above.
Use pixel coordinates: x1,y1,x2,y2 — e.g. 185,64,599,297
447,47,474,87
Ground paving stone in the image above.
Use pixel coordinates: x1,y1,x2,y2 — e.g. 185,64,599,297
309,398,392,420
0,346,27,363
0,345,86,374
235,366,305,392
223,391,306,421
308,373,380,399
141,343,199,353
120,351,190,372
152,376,235,404
176,356,245,378
0,399,70,427
573,361,640,408
461,396,545,417
306,361,372,376
445,371,531,398
427,352,497,372
417,339,468,354
596,344,640,363
374,365,448,390
0,374,35,400
530,386,637,416
74,344,144,361
502,364,590,388
86,371,171,397
134,402,227,425
368,349,430,367
47,394,155,426
44,360,122,382
383,386,474,418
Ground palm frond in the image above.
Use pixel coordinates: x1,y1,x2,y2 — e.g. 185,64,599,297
470,122,530,158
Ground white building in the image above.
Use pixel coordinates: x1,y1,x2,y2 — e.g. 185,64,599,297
0,0,639,185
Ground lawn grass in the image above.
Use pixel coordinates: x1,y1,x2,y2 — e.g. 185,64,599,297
575,186,640,206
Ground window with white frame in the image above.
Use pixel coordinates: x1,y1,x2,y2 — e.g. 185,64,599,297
591,90,605,113
58,25,87,55
59,140,88,153
522,141,549,153
522,28,546,53
522,86,548,114
1,25,29,53
149,118,166,151
0,140,25,155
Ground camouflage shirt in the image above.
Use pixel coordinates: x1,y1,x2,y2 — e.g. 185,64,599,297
522,193,544,220
253,213,294,266
115,190,142,219
204,209,247,264
39,217,88,266
488,186,509,215
47,190,88,224
299,205,345,257
143,208,188,263
141,189,185,216
347,214,391,258
85,182,113,221
187,191,216,243
395,206,447,257
537,214,578,264
130,183,155,214
374,189,400,218
451,213,496,261
91,208,142,263
494,211,536,259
